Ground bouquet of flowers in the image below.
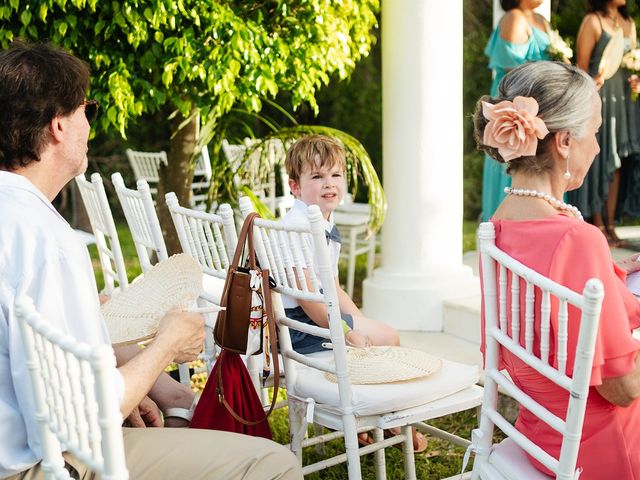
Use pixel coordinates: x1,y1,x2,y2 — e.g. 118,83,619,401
547,29,573,63
621,49,640,101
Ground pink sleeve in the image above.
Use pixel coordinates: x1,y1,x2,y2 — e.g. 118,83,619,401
549,223,640,385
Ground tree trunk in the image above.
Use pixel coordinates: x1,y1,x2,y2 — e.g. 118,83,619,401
156,111,198,255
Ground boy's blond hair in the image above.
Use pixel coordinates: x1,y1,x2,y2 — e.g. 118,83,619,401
284,134,346,182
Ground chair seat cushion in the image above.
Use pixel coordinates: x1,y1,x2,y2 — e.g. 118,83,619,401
292,352,479,416
489,438,552,479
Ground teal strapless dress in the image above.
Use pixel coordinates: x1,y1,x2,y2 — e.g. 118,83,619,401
481,25,550,221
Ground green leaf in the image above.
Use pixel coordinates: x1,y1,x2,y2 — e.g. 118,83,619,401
19,9,31,26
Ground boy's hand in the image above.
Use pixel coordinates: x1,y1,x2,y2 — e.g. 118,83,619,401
345,329,372,348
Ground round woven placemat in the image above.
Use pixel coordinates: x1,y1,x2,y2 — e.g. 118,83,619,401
325,346,442,385
101,254,202,345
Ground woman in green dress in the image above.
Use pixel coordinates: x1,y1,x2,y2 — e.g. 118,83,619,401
481,0,550,222
567,0,640,246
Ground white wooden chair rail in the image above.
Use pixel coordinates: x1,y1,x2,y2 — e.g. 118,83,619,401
111,173,199,386
75,173,129,295
470,221,603,480
16,295,128,480
165,193,238,374
125,149,167,196
240,196,482,480
111,172,168,273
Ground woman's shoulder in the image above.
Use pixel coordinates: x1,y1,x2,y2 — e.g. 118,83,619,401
500,9,529,34
531,12,549,32
554,217,609,252
580,12,602,35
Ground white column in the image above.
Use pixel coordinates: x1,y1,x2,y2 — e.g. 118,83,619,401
362,0,478,331
493,0,551,27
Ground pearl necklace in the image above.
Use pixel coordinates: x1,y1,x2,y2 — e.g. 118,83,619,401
504,187,584,221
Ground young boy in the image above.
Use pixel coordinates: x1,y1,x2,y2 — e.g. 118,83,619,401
281,135,428,452
281,134,400,354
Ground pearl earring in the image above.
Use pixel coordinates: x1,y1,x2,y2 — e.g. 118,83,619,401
563,155,571,180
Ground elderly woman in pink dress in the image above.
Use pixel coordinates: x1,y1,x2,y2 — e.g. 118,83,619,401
474,60,640,478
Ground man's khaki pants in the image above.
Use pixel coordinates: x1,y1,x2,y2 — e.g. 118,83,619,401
9,428,302,479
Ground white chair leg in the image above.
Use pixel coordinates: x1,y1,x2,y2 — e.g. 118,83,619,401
402,425,417,480
314,423,325,455
245,356,265,404
177,363,191,385
343,414,363,479
366,233,376,279
288,398,306,462
346,228,357,297
373,427,387,480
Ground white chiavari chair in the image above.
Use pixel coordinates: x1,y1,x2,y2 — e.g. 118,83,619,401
16,295,128,480
469,222,604,480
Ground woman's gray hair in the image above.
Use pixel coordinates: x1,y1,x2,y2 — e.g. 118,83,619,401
474,61,597,173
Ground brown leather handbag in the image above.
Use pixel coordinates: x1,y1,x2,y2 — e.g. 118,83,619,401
213,212,280,423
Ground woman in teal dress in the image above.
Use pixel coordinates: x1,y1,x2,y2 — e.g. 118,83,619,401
481,0,550,222
566,0,640,246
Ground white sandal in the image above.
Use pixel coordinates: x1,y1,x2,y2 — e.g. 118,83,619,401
162,393,199,423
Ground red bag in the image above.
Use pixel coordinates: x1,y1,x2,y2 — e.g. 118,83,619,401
190,213,279,438
190,350,272,439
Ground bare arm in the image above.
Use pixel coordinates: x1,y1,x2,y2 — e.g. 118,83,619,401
114,343,195,413
596,353,640,406
293,267,362,328
576,14,601,86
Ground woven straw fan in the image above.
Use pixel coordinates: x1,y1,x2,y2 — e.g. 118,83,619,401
101,254,203,345
325,346,443,385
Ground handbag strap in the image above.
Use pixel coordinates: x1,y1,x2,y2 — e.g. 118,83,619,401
219,213,259,311
216,270,280,424
217,211,280,425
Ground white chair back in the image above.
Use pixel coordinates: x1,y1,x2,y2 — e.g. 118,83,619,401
15,295,128,480
239,197,402,479
165,193,237,371
190,146,213,209
472,222,604,480
75,173,129,294
222,139,279,214
125,149,167,195
111,172,168,273
165,193,237,282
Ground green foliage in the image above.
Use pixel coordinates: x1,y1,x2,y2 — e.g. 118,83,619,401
463,0,492,221
0,0,379,140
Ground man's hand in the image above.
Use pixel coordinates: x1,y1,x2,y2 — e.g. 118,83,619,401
123,396,162,428
155,308,205,364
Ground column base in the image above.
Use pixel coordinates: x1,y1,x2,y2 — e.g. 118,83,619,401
361,266,480,331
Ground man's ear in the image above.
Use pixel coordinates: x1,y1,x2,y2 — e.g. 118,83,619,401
49,115,65,144
288,177,300,198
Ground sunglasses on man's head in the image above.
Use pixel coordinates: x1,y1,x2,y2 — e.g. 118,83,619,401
83,99,100,124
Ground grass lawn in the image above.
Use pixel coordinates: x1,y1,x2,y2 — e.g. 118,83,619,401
91,219,504,479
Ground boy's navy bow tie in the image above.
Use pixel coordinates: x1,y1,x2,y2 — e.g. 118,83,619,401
325,225,342,244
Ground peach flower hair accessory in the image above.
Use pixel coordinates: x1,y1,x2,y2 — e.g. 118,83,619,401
482,96,549,161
